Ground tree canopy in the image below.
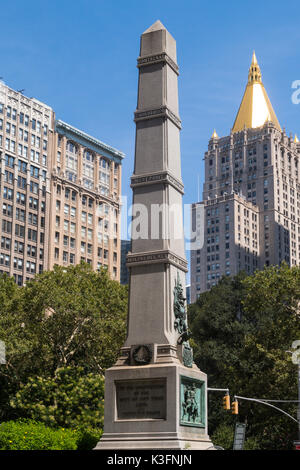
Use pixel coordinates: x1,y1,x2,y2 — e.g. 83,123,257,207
189,264,300,450
0,263,127,422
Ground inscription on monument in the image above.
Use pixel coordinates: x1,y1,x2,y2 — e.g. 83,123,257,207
116,379,166,420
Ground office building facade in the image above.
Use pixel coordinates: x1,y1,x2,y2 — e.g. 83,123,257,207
0,81,124,284
191,53,300,301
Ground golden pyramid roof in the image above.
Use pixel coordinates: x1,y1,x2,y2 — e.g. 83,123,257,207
294,134,299,143
232,51,281,133
211,129,219,139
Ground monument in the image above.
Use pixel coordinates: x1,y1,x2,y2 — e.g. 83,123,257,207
96,20,212,450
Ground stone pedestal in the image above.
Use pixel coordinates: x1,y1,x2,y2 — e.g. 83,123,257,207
96,363,210,450
95,20,212,450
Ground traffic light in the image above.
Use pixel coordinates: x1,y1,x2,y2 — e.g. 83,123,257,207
231,399,239,415
223,394,230,410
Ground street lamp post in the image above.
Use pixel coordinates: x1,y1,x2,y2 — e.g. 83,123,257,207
287,342,300,447
297,362,300,442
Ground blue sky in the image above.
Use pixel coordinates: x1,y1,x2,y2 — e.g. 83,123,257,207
1,0,299,240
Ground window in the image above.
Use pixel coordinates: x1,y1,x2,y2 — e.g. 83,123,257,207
2,220,12,233
0,253,10,266
14,258,23,270
16,192,26,205
29,197,38,210
83,150,94,187
1,237,11,250
3,203,12,216
28,212,38,226
5,154,14,168
3,187,13,200
28,228,37,241
18,176,26,189
66,141,78,171
64,204,70,216
30,182,39,194
16,208,25,222
30,165,39,178
26,261,36,273
18,160,27,173
5,171,13,184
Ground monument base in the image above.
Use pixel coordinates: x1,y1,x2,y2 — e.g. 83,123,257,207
95,363,213,450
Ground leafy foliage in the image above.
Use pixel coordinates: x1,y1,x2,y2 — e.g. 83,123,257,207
0,263,127,430
10,367,105,430
189,265,300,450
0,419,77,450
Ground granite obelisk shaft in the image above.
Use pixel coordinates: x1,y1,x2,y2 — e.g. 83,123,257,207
96,21,212,450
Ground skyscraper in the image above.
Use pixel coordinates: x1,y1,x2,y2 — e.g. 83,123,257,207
0,81,124,284
191,53,300,302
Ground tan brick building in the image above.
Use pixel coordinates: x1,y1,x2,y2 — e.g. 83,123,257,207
49,120,124,280
191,53,300,301
0,82,124,284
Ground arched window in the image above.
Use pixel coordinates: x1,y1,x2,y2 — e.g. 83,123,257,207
66,141,78,171
99,157,110,196
83,150,94,179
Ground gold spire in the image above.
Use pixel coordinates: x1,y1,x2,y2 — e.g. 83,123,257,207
294,134,299,143
232,52,281,133
211,129,219,139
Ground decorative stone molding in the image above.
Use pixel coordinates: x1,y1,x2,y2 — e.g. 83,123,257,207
126,249,188,272
134,105,181,130
131,170,184,194
137,52,179,75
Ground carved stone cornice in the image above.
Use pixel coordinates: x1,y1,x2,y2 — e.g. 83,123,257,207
126,249,188,272
131,170,184,194
134,105,181,130
137,52,179,75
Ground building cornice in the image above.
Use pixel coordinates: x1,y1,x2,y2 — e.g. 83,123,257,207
55,120,125,163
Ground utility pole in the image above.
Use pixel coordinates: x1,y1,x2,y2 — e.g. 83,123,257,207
297,361,300,442
287,342,300,448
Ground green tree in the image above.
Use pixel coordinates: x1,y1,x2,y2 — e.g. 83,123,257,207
189,265,300,450
20,262,127,376
0,273,28,420
10,366,104,430
0,263,128,423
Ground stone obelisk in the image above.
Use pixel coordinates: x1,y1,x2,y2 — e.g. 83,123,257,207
96,20,212,450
